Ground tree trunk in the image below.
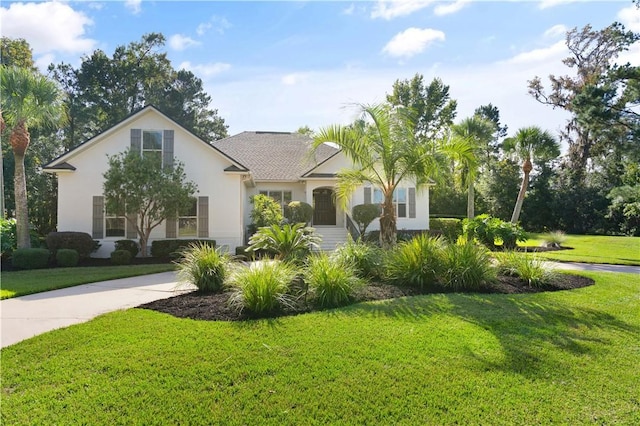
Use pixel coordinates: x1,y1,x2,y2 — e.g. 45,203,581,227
379,192,397,250
467,181,475,220
511,159,532,224
11,122,31,249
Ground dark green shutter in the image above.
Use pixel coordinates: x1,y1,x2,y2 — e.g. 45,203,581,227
131,129,141,152
198,196,209,238
409,187,416,218
126,214,137,239
364,187,371,204
163,130,174,169
166,217,177,239
92,196,104,239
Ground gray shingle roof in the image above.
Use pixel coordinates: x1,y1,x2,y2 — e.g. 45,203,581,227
213,131,339,181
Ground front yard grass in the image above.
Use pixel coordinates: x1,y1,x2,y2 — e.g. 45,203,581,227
0,264,175,299
519,234,640,265
1,271,638,424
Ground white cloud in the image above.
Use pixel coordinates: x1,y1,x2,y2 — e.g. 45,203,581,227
371,0,434,20
382,28,445,58
506,40,567,65
125,0,142,15
281,73,309,86
434,0,470,17
538,0,576,10
0,2,96,55
169,34,201,51
87,3,104,11
196,16,232,36
342,3,356,15
180,61,231,78
543,24,568,39
618,5,640,32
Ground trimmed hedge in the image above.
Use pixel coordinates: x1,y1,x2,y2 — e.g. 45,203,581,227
56,249,79,267
110,250,132,265
429,218,463,242
151,239,216,259
46,232,97,258
115,239,140,258
284,201,313,225
12,248,50,270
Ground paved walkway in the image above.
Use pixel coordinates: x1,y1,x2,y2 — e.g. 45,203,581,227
1,262,637,349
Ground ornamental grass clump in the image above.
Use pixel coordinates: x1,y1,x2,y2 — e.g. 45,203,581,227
227,260,297,316
176,242,231,293
542,230,567,248
439,242,496,291
384,234,444,290
247,223,321,264
304,253,365,308
496,251,558,287
331,238,383,280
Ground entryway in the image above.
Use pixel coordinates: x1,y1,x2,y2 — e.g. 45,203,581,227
312,187,336,226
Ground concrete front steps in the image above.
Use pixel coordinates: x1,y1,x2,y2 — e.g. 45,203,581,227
315,226,348,251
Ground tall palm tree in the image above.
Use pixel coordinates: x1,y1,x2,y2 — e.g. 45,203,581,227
503,126,559,224
313,103,474,249
1,66,66,248
450,116,495,219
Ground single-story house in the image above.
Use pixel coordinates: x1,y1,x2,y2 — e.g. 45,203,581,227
44,105,431,257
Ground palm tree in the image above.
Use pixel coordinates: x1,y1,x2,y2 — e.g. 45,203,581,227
503,126,559,224
1,66,66,248
450,116,495,219
313,103,474,249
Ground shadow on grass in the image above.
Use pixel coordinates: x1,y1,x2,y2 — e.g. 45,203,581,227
337,292,638,376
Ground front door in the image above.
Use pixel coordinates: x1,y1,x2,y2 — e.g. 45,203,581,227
313,188,336,225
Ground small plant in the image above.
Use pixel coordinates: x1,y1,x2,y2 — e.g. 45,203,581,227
110,249,132,265
304,253,364,308
115,239,140,258
542,231,567,248
176,243,231,293
150,239,215,259
429,218,463,243
352,204,381,236
56,249,79,267
12,248,50,270
249,194,284,229
247,223,321,264
496,251,558,287
462,214,527,250
46,231,97,258
439,242,496,290
284,201,314,225
384,234,444,290
227,260,297,316
332,238,383,279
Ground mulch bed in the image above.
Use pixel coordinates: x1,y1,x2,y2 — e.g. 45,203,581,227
138,274,594,322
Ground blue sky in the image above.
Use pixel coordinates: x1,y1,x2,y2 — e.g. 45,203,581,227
2,1,639,141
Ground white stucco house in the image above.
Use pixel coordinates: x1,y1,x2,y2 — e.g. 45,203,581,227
43,106,431,257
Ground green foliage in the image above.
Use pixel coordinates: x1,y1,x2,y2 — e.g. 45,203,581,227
463,214,527,250
227,260,297,316
541,231,567,248
331,238,383,280
284,201,313,225
249,194,284,235
429,218,463,242
351,203,381,235
110,250,132,266
496,252,559,287
247,223,320,264
439,242,496,290
115,240,140,258
176,243,231,293
1,37,36,70
607,185,640,236
304,253,364,308
45,231,97,258
384,234,444,290
1,218,17,258
55,249,79,268
150,239,216,259
11,248,50,270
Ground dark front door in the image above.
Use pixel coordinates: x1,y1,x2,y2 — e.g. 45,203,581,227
313,188,336,225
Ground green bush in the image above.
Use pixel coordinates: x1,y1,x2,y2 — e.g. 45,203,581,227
1,218,17,259
12,248,50,270
284,201,314,225
429,218,463,242
331,238,383,280
304,253,364,308
176,243,231,293
115,239,140,258
56,249,79,267
541,231,567,248
247,223,321,264
496,251,558,287
462,215,527,250
249,194,284,236
439,242,496,290
46,231,97,258
384,234,444,290
352,204,381,235
110,250,132,265
227,260,297,316
150,239,216,259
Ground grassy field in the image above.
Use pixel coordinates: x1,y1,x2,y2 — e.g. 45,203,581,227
1,271,638,425
0,264,175,299
520,234,640,265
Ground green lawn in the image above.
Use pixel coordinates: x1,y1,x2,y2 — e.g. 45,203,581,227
2,271,639,424
0,264,175,299
520,234,640,265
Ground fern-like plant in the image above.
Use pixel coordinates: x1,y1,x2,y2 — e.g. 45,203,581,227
384,234,444,290
247,223,321,263
304,253,364,308
176,242,231,293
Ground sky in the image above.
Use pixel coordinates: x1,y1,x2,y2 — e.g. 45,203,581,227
2,0,639,141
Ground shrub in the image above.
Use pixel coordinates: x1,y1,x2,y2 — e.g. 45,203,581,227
12,248,50,270
247,223,321,264
352,204,381,235
384,234,444,290
227,260,297,316
249,194,284,231
46,231,97,258
150,239,216,259
1,218,17,259
115,239,140,258
541,231,567,248
56,249,79,267
496,251,558,287
429,218,463,243
331,238,383,280
110,250,132,265
304,253,364,308
439,242,496,290
284,201,313,225
176,243,231,293
462,215,527,250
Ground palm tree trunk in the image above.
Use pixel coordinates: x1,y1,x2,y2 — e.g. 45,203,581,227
379,192,397,250
467,181,475,220
511,159,532,224
13,151,31,248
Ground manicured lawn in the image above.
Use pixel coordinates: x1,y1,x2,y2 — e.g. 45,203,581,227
0,264,175,299
520,234,640,265
1,272,638,424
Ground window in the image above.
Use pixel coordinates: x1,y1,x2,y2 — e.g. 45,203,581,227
142,130,163,163
105,204,126,237
178,198,198,237
259,190,292,211
373,188,408,218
